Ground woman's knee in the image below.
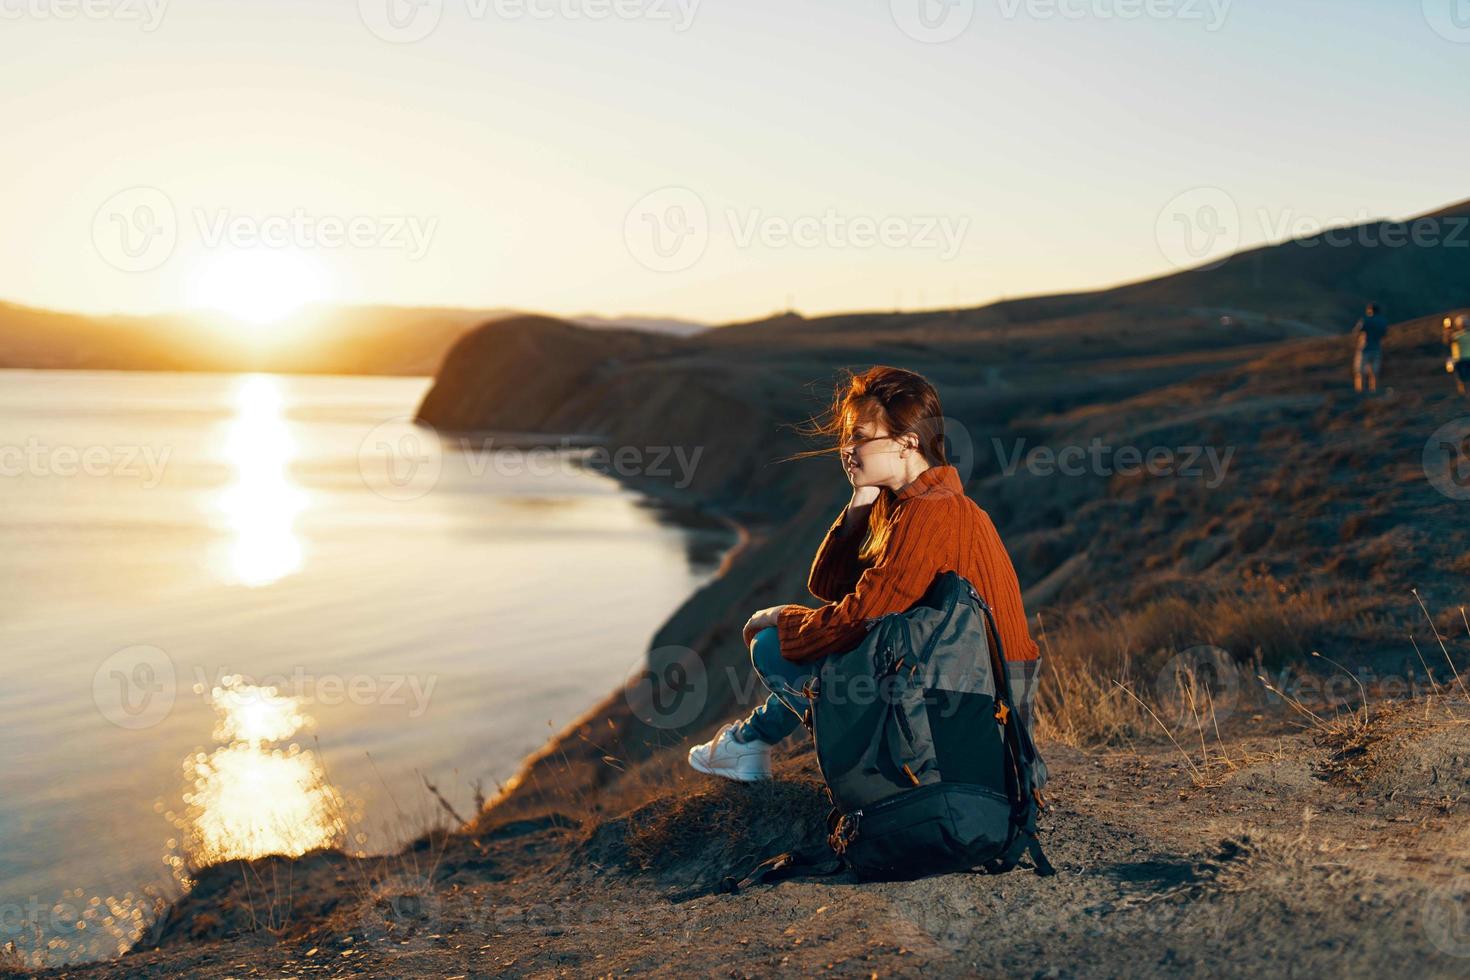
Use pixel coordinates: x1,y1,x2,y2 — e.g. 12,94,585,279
750,625,782,674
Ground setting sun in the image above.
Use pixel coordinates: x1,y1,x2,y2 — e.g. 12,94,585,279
189,249,330,327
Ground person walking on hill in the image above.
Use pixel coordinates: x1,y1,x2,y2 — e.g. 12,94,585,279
1445,313,1470,398
686,365,1042,783
1351,303,1389,394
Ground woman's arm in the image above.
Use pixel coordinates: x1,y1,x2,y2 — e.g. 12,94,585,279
777,501,943,664
806,500,872,602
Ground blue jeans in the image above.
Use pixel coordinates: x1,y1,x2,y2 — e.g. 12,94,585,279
735,626,819,744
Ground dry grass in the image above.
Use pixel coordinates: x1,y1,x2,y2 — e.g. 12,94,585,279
1034,576,1335,749
329,758,478,950
1313,692,1470,795
1034,587,1470,794
0,942,26,974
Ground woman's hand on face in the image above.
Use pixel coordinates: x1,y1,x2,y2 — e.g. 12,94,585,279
849,484,880,508
742,604,789,647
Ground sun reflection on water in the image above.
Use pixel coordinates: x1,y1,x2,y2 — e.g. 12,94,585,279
216,375,306,586
211,682,304,744
173,679,344,874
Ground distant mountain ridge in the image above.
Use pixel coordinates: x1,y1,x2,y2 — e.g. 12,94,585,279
708,196,1470,344
0,301,709,375
6,196,1465,375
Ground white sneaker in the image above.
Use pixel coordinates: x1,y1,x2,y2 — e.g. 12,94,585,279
687,720,773,782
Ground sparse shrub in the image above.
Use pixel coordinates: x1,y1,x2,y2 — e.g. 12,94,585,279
1262,425,1294,445
187,912,221,940
1128,595,1201,651
1270,519,1310,549
1321,550,1363,579
1234,521,1271,552
1340,513,1373,541
1171,530,1203,561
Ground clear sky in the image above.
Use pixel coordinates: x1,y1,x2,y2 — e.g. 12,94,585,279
2,0,1465,325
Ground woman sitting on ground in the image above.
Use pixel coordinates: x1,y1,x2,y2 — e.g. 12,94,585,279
688,364,1042,782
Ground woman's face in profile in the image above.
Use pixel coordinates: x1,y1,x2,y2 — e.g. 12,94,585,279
839,417,906,489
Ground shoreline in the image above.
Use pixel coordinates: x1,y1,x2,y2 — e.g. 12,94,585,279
469,439,774,820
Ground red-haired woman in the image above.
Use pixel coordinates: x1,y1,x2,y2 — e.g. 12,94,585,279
688,365,1042,782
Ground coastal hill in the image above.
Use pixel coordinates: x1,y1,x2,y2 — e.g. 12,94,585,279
414,199,1470,811
422,198,1470,510
26,200,1470,977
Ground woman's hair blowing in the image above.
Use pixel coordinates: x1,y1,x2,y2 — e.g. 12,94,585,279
788,365,947,561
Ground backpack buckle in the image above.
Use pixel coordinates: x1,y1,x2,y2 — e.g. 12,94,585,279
827,811,861,855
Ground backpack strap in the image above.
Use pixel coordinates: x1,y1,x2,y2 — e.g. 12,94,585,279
697,806,851,898
977,792,1056,877
981,832,1056,877
716,842,849,895
975,593,1057,878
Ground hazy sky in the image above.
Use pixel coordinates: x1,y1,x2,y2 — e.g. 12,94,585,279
2,0,1465,324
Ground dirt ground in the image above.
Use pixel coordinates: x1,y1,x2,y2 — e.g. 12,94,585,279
26,696,1469,980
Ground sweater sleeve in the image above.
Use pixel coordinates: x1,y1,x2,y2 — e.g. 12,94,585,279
806,505,867,603
972,508,1040,663
777,502,943,664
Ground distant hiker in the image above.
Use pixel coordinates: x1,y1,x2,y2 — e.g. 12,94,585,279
1351,302,1389,393
688,365,1041,782
1445,313,1470,398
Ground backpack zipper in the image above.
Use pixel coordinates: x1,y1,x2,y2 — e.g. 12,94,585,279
858,780,941,817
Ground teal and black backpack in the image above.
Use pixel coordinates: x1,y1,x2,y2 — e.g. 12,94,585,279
718,570,1054,892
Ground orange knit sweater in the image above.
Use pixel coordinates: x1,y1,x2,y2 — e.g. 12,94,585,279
776,464,1040,666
